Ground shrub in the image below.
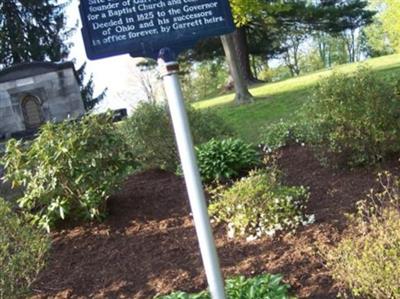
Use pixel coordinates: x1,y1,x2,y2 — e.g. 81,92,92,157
155,274,293,299
259,120,308,152
122,102,233,172
0,198,49,298
323,172,400,298
304,66,400,166
225,274,292,298
209,169,311,240
156,291,209,299
196,138,261,183
1,113,134,231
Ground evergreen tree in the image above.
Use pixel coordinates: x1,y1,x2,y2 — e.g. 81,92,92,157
186,0,374,83
0,0,105,110
251,0,374,75
77,63,107,111
0,0,72,68
331,0,375,62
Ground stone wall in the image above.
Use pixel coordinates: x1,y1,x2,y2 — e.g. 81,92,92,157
0,63,85,138
0,90,25,138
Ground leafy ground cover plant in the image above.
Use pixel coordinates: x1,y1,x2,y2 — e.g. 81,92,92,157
259,120,308,152
122,102,233,172
323,171,400,298
155,274,293,299
209,168,311,240
1,113,134,231
0,198,49,298
304,66,400,167
196,138,261,183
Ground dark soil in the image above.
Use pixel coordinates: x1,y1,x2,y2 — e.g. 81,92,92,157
31,145,400,299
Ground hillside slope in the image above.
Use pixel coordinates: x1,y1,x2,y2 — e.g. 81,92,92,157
195,54,400,142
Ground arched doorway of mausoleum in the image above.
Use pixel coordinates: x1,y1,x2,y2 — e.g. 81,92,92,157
21,94,44,129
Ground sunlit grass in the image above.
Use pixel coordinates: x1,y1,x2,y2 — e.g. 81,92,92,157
194,54,400,142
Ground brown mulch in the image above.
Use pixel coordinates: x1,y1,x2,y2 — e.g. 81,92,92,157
31,145,400,299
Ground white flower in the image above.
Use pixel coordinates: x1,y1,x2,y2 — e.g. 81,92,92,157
246,235,258,242
266,229,276,237
301,214,316,226
227,223,235,239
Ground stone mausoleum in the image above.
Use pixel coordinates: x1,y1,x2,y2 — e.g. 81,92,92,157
0,61,85,140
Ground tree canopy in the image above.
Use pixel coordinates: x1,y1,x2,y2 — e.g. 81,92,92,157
188,0,375,81
0,0,106,111
0,0,72,68
380,0,400,52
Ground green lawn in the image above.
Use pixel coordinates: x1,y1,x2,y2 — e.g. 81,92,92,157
194,54,400,143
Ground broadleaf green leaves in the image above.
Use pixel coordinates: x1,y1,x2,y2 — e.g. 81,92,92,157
1,113,136,231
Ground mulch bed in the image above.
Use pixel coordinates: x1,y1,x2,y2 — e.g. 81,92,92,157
31,145,400,299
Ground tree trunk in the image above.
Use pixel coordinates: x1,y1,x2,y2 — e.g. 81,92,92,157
351,29,356,62
251,55,258,79
318,40,326,68
231,27,260,84
221,33,254,105
291,36,301,76
328,49,332,68
344,31,355,63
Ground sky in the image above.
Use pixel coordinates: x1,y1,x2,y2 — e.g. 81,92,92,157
66,0,145,112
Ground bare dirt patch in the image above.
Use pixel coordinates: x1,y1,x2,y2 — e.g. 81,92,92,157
31,145,399,299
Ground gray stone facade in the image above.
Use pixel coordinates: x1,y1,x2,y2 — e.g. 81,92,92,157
0,62,85,139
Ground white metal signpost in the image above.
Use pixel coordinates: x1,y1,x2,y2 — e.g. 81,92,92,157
79,1,235,298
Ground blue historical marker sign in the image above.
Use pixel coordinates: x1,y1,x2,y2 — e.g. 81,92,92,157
79,0,235,60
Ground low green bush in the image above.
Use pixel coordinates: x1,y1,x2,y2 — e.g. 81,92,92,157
259,120,308,152
0,198,49,298
155,274,293,299
304,66,400,166
196,138,261,183
122,102,233,172
209,169,311,240
323,171,400,298
1,113,134,231
156,291,208,299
